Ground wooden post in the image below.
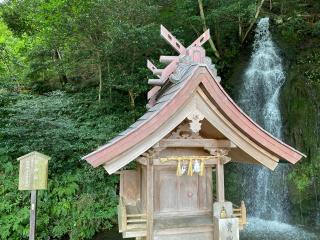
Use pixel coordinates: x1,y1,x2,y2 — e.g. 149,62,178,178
241,201,247,226
146,158,154,240
216,158,225,202
29,190,37,240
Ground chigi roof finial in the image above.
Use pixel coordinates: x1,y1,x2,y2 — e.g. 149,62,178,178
147,25,211,104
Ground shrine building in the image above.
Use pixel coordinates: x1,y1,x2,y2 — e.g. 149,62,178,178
83,25,305,240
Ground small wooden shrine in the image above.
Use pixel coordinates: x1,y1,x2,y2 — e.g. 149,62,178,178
83,26,305,240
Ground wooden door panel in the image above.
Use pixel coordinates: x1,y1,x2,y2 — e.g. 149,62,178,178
155,167,211,214
179,175,198,211
198,168,212,210
159,172,178,212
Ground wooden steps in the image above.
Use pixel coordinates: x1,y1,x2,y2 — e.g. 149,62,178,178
122,228,147,238
118,198,147,238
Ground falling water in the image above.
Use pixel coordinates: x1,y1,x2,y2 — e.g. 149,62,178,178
237,18,320,239
238,17,288,222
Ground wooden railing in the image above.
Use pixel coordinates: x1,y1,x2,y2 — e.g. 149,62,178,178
118,197,147,236
118,197,127,232
232,201,247,230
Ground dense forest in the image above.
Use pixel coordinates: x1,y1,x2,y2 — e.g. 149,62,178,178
0,0,319,239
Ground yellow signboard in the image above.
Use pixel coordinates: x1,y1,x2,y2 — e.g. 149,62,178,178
18,151,50,190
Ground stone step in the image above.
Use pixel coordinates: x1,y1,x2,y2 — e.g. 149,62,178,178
122,228,147,238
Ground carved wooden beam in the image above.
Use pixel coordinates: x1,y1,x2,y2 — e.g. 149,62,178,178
208,148,232,164
152,157,218,166
143,154,230,166
159,138,236,149
136,157,147,165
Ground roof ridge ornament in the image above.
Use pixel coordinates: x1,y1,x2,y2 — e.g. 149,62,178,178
160,25,187,54
146,25,212,105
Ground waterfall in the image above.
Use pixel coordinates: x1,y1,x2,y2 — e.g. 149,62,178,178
238,17,290,222
235,17,320,239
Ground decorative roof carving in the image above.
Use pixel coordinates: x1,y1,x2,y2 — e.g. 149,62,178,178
169,55,216,83
187,110,205,134
147,25,219,106
209,148,231,164
170,56,196,83
167,122,202,140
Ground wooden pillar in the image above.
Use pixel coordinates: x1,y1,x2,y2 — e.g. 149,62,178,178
216,158,225,202
29,190,37,240
146,158,154,240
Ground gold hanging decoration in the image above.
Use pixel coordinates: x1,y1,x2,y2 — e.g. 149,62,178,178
200,160,205,176
176,160,182,176
187,159,193,176
160,156,212,177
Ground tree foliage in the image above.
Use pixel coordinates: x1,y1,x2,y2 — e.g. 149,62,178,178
0,90,136,239
0,0,320,238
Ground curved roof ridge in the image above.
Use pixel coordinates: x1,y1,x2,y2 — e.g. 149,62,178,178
82,65,200,163
83,66,305,169
203,77,306,159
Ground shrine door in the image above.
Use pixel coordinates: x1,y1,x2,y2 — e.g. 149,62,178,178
154,167,211,215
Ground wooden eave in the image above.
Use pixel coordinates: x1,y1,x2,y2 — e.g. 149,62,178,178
199,75,306,163
82,66,305,173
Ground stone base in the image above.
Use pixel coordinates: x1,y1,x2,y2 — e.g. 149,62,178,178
213,201,233,218
214,217,239,240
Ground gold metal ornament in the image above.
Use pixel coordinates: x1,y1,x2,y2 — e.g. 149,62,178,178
160,156,211,177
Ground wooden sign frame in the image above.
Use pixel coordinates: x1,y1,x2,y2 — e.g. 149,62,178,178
18,151,50,240
18,151,50,190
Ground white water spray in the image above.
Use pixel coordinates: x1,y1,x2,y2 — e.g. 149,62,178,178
237,17,319,240
241,218,319,240
238,17,288,222
239,17,284,138
239,18,319,240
